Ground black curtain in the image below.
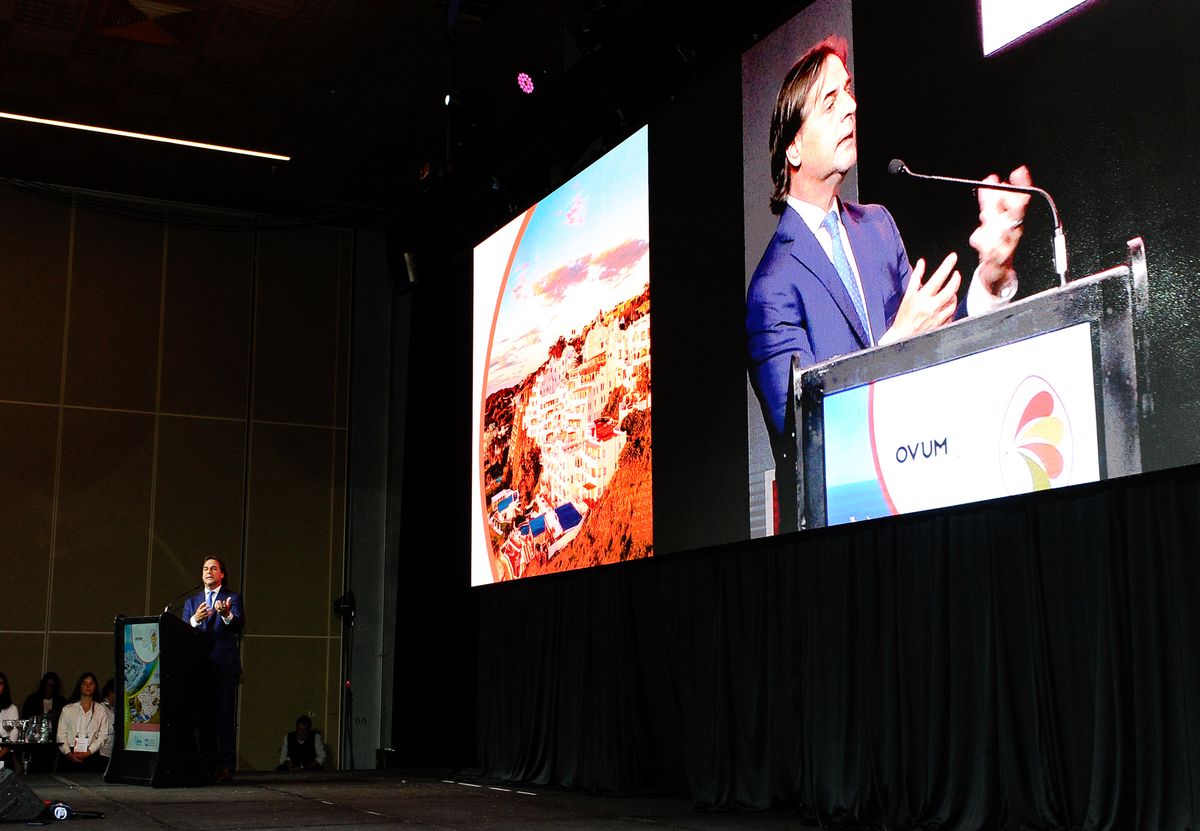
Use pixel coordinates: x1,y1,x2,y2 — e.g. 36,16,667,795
478,464,1200,829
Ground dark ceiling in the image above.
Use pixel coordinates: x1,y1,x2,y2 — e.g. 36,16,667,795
0,0,799,234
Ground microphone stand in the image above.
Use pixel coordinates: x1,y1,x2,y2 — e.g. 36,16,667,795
889,159,1067,286
163,584,202,614
333,592,356,769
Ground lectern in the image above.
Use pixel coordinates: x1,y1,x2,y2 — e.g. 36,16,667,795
788,238,1150,530
105,612,209,787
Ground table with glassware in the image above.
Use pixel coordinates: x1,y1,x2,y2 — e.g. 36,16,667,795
0,715,56,775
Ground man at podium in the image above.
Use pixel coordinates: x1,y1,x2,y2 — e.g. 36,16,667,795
182,556,244,783
746,35,1033,444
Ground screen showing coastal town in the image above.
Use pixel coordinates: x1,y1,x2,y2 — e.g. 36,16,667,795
470,127,652,585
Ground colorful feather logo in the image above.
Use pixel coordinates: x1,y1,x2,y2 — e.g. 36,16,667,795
1011,390,1064,490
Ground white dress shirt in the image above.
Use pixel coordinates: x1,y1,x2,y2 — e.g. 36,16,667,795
57,700,112,756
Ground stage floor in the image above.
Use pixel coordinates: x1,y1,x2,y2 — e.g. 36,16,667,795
12,770,813,829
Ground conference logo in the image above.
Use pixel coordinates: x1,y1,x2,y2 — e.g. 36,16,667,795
999,376,1073,494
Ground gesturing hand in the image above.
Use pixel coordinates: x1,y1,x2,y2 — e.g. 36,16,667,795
969,165,1032,295
882,252,961,343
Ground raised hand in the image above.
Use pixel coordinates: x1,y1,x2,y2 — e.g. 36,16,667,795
969,165,1032,295
883,252,961,342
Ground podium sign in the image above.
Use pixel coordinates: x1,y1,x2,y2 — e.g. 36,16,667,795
822,323,1101,525
121,620,162,752
796,238,1150,529
106,613,207,787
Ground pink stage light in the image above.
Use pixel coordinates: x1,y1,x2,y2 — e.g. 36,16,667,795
517,72,535,94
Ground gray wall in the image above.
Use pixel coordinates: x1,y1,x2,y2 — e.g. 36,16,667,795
0,183,353,772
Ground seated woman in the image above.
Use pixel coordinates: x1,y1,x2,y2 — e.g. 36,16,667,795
57,672,113,774
0,671,19,769
21,671,66,773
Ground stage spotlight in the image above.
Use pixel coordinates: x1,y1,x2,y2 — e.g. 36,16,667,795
517,72,535,94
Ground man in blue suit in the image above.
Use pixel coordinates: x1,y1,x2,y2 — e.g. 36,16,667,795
746,35,1031,529
182,556,244,782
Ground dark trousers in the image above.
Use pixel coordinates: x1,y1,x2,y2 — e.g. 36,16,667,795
199,672,239,772
58,752,109,774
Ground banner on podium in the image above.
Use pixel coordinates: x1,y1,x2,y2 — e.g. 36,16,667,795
121,621,162,752
823,322,1101,525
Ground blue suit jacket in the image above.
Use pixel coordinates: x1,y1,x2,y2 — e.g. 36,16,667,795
746,201,913,437
182,588,244,676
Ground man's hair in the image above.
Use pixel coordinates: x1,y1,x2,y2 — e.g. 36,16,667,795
296,715,313,729
768,35,850,215
202,556,228,577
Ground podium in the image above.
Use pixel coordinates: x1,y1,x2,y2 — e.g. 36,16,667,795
787,238,1151,530
105,612,209,787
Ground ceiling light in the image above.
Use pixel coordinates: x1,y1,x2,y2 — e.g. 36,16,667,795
0,111,290,161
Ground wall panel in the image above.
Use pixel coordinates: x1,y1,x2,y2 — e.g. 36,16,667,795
150,415,248,607
64,211,162,411
239,635,339,771
252,229,342,427
0,403,58,632
245,423,336,637
51,409,154,632
0,187,69,405
0,634,48,711
159,227,254,420
2,191,352,771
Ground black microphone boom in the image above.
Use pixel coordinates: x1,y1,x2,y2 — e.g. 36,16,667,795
164,583,202,614
888,158,1067,285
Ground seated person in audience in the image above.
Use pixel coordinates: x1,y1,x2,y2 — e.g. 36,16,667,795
275,715,327,771
0,671,19,768
57,672,113,773
21,671,66,772
98,678,116,760
21,671,66,720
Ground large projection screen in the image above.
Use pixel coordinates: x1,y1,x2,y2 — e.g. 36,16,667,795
471,127,652,585
741,0,1200,535
467,0,1200,577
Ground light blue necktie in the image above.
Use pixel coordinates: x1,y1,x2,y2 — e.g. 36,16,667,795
821,210,871,343
206,590,215,615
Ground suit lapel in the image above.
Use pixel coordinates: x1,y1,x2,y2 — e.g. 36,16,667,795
782,208,870,349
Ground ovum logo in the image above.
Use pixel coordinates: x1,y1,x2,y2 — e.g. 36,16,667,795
999,376,1073,494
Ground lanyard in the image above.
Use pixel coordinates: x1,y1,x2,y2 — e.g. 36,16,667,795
76,704,95,739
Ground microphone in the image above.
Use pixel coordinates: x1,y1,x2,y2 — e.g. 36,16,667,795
889,158,1067,285
164,584,202,614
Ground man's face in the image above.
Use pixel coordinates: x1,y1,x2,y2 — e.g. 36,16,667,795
202,558,224,588
787,54,857,194
296,722,310,740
